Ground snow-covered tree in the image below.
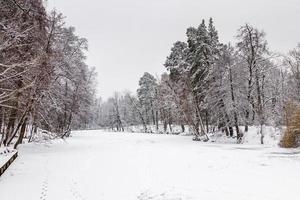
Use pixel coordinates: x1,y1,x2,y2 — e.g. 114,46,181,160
137,72,158,127
285,44,300,102
0,1,98,148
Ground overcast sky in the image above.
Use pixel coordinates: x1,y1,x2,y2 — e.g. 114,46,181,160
47,0,300,99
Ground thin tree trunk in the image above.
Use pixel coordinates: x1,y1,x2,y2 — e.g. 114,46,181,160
205,110,209,133
255,65,264,144
181,124,185,133
151,101,155,125
229,67,241,142
155,110,159,132
168,108,172,133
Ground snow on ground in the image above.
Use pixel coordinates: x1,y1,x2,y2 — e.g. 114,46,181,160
208,126,283,146
0,130,300,200
0,148,16,167
116,125,283,146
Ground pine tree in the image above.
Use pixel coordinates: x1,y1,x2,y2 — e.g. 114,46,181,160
137,72,158,127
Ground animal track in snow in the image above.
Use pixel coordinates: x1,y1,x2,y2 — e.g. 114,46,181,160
70,180,86,200
40,179,48,200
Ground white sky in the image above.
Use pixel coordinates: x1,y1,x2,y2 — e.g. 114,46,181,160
47,0,300,99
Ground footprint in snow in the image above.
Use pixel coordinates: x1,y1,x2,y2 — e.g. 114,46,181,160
70,180,86,200
40,179,48,200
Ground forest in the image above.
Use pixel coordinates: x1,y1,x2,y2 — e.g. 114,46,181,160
0,0,98,148
97,18,300,147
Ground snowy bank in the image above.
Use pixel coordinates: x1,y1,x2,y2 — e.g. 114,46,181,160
106,125,284,146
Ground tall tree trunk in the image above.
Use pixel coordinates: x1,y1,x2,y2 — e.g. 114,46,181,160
155,110,159,132
29,123,37,143
205,110,209,133
63,82,68,130
14,118,28,149
245,67,253,133
255,66,264,144
0,108,3,147
163,120,167,133
198,110,209,141
181,124,185,133
244,111,249,132
229,67,241,142
229,126,234,137
0,108,2,137
160,108,167,133
168,108,172,133
151,101,155,125
7,105,30,146
3,105,18,146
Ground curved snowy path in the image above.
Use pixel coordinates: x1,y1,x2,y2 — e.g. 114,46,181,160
0,130,300,200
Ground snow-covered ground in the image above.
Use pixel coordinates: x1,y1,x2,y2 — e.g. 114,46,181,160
114,125,283,145
0,148,16,168
0,130,300,200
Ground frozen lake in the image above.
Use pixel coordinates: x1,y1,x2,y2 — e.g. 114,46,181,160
0,130,299,200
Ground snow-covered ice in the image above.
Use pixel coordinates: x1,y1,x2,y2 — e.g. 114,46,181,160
0,130,299,200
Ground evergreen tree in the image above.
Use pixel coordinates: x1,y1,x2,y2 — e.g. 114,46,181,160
137,72,158,126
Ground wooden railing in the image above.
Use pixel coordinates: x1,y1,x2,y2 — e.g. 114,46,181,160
0,151,18,177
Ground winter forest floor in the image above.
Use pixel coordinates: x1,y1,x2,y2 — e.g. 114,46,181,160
0,130,300,200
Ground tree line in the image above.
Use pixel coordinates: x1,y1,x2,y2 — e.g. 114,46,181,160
98,18,300,144
0,0,97,148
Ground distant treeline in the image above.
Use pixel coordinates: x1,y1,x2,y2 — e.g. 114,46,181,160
97,18,300,144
